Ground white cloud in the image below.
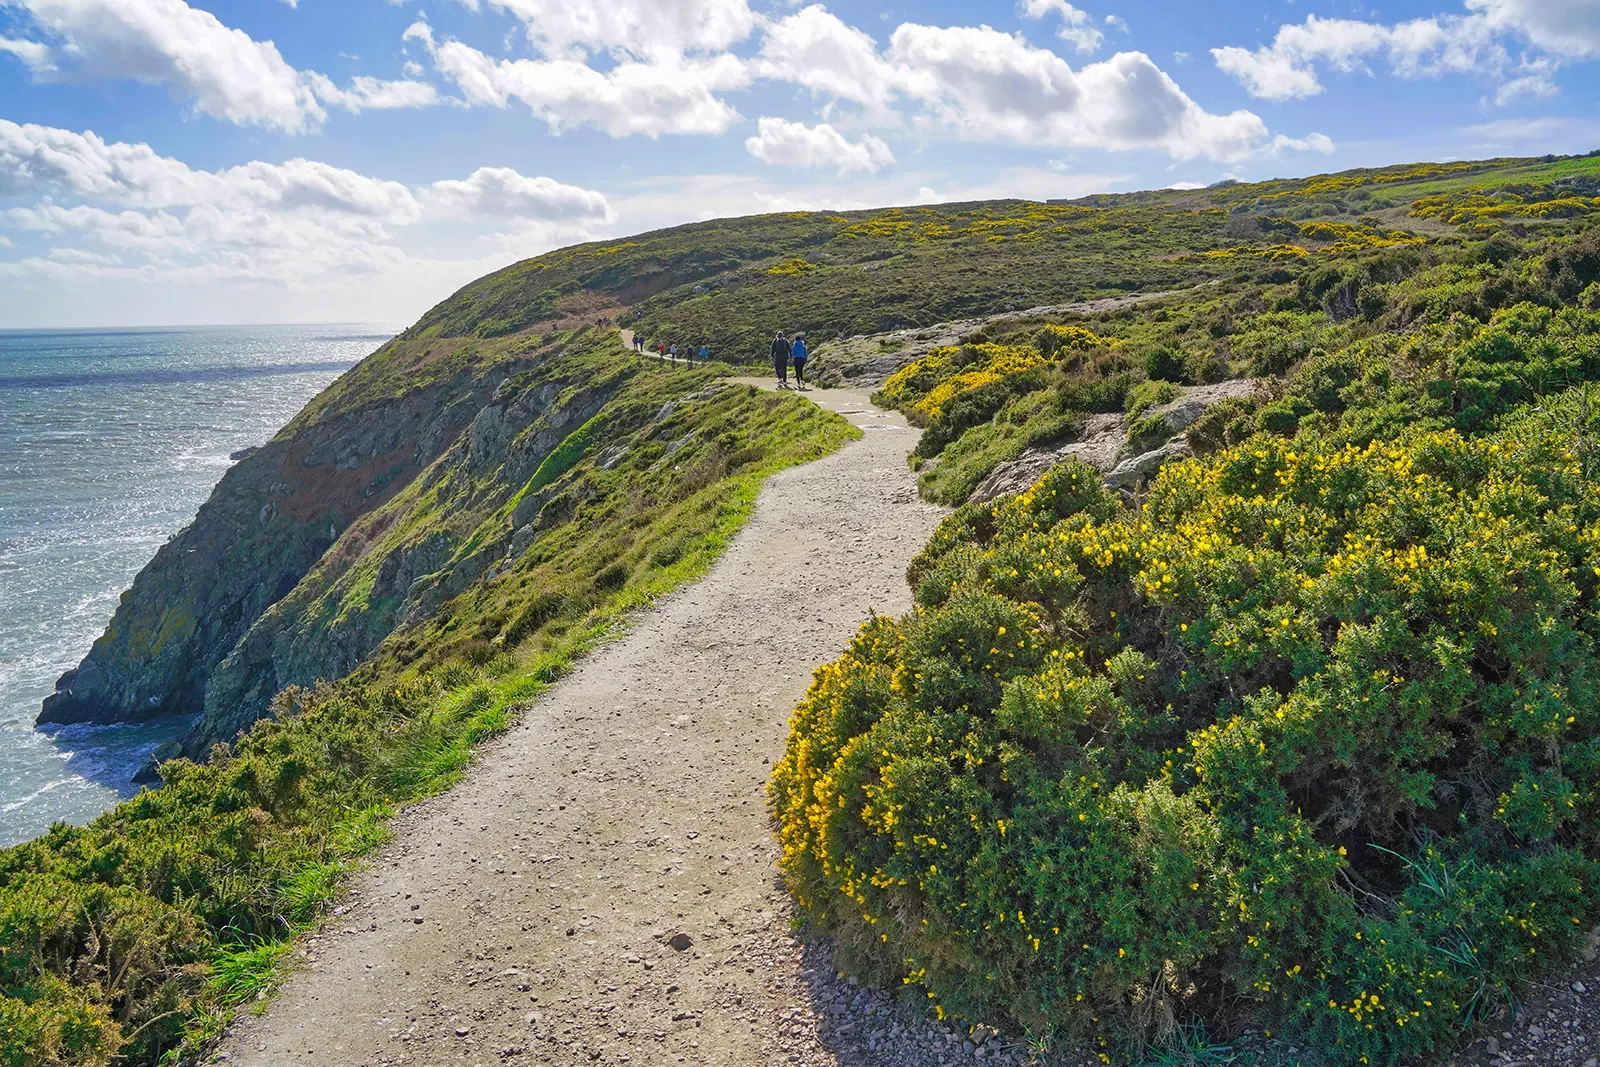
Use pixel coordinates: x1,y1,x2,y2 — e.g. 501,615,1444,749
607,166,1125,227
0,121,425,218
6,0,438,131
1270,132,1337,154
412,22,747,137
12,0,326,131
1210,3,1590,103
0,121,609,300
426,2,1270,160
1211,42,1323,100
304,74,441,113
889,26,1267,160
0,119,212,203
0,34,52,66
1468,0,1600,58
1493,56,1561,102
1019,0,1103,54
458,0,758,62
758,6,898,116
424,167,612,220
744,117,894,174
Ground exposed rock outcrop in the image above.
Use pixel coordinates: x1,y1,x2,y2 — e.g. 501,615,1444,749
38,337,556,737
810,286,1215,388
38,374,504,727
968,379,1263,504
186,369,622,754
969,413,1124,503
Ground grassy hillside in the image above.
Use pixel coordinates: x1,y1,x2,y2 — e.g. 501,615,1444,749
405,153,1599,367
1,331,856,1066
5,149,1600,1066
772,153,1600,1064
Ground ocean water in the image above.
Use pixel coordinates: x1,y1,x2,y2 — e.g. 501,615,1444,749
0,325,389,848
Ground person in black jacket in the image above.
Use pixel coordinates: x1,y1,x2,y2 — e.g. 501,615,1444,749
770,331,792,387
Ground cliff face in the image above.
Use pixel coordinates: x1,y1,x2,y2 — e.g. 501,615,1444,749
186,345,630,752
38,191,1274,748
37,331,562,734
38,315,764,758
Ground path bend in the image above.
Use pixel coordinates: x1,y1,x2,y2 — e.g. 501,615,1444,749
215,386,947,1067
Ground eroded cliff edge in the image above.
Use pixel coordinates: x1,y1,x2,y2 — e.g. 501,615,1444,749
37,328,590,749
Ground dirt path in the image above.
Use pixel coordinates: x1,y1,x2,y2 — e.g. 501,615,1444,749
214,386,981,1067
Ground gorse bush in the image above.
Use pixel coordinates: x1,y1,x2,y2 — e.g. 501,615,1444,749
879,329,1109,426
770,388,1600,1064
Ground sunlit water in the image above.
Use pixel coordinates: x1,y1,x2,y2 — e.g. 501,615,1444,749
0,325,390,847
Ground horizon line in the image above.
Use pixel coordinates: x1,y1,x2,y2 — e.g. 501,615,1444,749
0,321,403,333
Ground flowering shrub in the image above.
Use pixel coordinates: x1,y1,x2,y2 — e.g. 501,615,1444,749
1411,187,1600,226
880,344,1046,421
767,257,819,277
879,331,1108,423
771,388,1600,1063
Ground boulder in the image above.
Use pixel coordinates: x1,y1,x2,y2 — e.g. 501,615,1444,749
966,380,1263,504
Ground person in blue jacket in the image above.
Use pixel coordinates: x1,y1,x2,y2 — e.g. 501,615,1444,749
790,334,810,389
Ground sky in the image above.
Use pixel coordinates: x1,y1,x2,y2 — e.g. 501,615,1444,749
0,0,1597,328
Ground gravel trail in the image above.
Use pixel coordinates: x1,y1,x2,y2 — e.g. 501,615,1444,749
213,386,1003,1067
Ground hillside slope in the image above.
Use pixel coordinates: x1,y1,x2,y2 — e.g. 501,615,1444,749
774,154,1600,1065
46,151,1599,748
9,149,1600,1067
214,387,950,1067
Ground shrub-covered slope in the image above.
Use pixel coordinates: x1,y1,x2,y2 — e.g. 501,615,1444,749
773,154,1600,1063
2,331,854,1065
10,148,1600,1067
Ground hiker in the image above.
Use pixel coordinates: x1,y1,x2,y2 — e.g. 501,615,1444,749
670,343,678,362
770,331,792,387
791,334,810,389
698,343,708,365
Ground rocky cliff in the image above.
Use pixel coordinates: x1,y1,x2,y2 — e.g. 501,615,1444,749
38,327,625,751
185,339,632,752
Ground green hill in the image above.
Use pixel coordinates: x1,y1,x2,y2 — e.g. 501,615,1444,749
5,149,1600,1065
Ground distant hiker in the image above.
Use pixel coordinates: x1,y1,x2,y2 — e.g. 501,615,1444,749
791,335,810,389
771,331,792,387
698,344,708,364
658,342,666,359
670,343,678,362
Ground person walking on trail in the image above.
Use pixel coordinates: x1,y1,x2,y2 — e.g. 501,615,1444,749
698,344,708,365
791,334,810,390
770,331,792,388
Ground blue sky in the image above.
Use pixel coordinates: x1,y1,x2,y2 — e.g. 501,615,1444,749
1,0,1597,328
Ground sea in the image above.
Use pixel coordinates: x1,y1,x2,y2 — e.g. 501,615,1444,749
0,325,391,848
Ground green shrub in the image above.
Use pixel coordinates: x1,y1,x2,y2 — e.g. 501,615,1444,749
772,390,1600,1064
1142,346,1187,384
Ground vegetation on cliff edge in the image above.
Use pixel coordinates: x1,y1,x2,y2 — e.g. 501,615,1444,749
0,334,855,1066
